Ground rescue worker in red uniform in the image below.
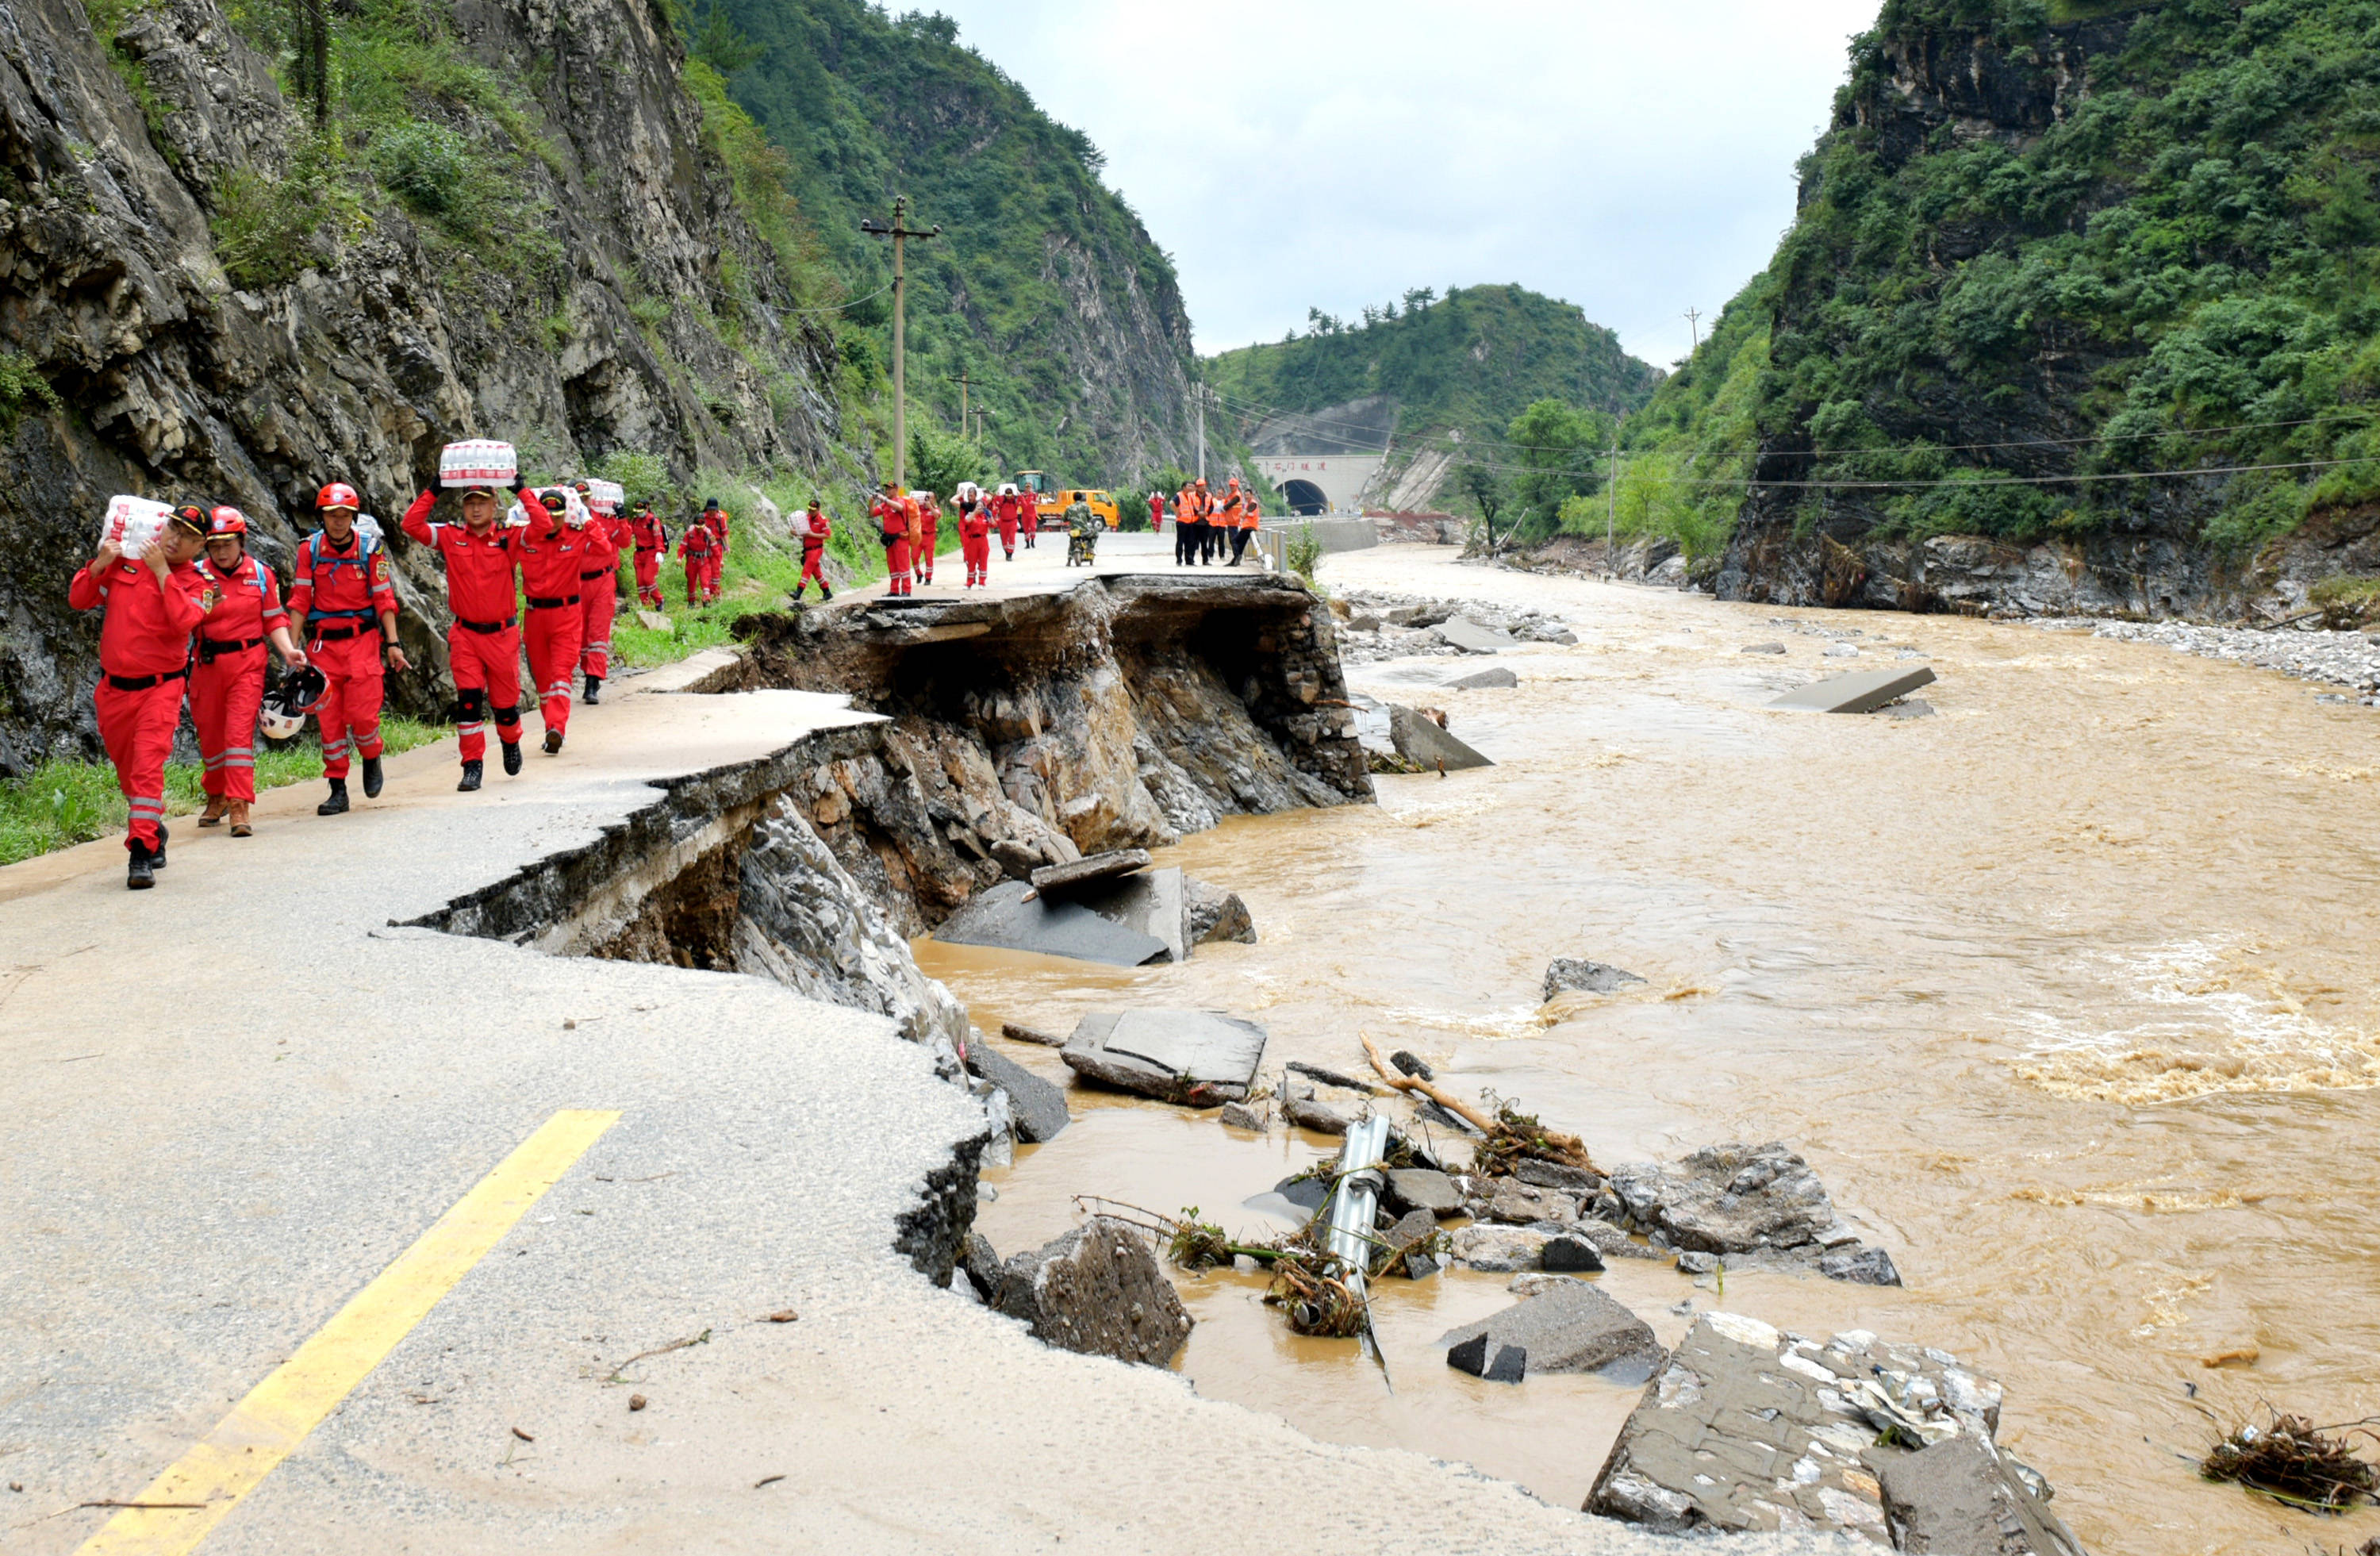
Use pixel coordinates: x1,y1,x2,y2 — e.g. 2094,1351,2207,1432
516,490,587,752
192,507,305,836
290,482,406,816
574,483,625,705
1148,490,1167,533
791,498,834,601
68,504,214,888
871,481,914,597
677,520,716,608
401,479,543,790
958,490,992,587
628,503,667,609
992,485,1021,559
911,489,940,585
699,499,730,603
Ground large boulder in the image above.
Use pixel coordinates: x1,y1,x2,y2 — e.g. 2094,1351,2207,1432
1541,958,1647,1000
965,1043,1071,1144
994,1216,1194,1366
1587,1313,2081,1553
1438,1281,1662,1377
1184,876,1257,945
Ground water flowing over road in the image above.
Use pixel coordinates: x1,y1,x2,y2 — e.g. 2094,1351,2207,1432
935,544,2380,1555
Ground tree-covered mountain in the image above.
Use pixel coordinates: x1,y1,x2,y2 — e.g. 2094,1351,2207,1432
1203,284,1662,509
1622,0,2380,613
700,0,1197,487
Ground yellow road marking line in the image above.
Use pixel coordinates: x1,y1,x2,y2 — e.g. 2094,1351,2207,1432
76,1108,621,1556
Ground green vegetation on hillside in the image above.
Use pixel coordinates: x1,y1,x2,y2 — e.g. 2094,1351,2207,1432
1650,0,2380,566
697,0,1193,487
1204,283,1660,463
1607,276,1775,558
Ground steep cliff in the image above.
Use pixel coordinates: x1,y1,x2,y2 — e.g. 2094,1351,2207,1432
1705,0,2380,616
0,0,852,772
709,0,1199,486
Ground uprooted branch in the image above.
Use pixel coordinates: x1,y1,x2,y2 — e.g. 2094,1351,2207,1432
1360,1031,1595,1170
2201,1408,2380,1513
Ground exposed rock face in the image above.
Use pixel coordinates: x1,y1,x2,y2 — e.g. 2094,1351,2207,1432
994,1216,1193,1366
742,575,1372,933
1587,1313,2082,1553
0,0,849,772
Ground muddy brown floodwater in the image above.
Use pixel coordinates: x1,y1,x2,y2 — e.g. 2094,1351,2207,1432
916,546,2380,1555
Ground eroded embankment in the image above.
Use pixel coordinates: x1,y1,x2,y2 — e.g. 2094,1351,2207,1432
401,574,1370,1279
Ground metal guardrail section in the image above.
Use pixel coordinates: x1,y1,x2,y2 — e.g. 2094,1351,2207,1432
1321,1113,1392,1301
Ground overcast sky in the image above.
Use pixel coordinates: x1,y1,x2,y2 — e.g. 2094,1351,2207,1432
926,1,1883,369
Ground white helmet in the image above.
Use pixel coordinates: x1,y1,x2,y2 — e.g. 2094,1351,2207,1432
259,665,326,741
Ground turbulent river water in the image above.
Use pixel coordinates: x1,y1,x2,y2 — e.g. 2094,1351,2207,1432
916,545,2380,1556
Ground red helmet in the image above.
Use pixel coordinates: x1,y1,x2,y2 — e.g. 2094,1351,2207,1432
317,482,360,511
208,505,248,536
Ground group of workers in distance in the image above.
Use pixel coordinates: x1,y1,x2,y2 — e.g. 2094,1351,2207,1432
67,476,758,891
1160,474,1262,567
865,480,1041,596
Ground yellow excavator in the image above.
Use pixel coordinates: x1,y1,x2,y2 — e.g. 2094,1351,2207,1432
1014,470,1118,531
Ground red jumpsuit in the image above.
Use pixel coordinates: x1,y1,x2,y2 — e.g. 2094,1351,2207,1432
993,493,1020,559
871,495,913,595
1148,492,1166,532
578,516,625,681
289,529,397,781
67,556,212,854
797,507,831,592
516,520,587,737
958,501,992,586
701,509,730,601
677,524,716,607
628,511,666,608
191,552,288,803
912,496,939,584
401,491,524,763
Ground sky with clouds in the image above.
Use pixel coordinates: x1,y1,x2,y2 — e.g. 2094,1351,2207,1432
923,1,1883,369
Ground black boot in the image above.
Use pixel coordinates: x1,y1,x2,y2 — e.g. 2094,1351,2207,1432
317,778,349,816
127,844,154,890
150,823,168,869
584,674,601,705
501,740,523,776
362,755,384,798
457,760,483,793
820,582,833,600
543,728,563,755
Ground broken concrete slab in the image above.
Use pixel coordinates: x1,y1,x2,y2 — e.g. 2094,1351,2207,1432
1382,1207,1441,1268
1441,1282,1662,1378
1434,616,1518,653
933,880,1169,966
1383,1168,1463,1217
1447,1333,1527,1382
1061,1010,1269,1107
1768,664,1938,714
1219,1101,1266,1131
993,1216,1194,1366
1445,666,1518,690
1587,1314,2082,1552
1183,877,1257,945
1879,1431,2085,1555
1000,1020,1067,1047
1028,847,1151,894
1284,1060,1380,1093
1284,1095,1349,1135
1068,866,1187,965
1389,705,1492,770
960,1231,1003,1303
1488,1179,1578,1226
1606,1142,1839,1256
1512,1159,1603,1197
1270,1173,1330,1214
965,1043,1071,1144
1542,958,1648,1000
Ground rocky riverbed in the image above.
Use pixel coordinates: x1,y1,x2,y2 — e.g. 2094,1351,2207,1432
2035,617,2380,704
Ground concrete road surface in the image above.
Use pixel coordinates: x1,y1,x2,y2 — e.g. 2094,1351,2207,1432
0,618,1858,1554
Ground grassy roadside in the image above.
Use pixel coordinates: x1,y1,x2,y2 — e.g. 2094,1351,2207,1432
0,717,447,866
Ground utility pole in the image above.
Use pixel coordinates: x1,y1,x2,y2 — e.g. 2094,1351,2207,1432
1195,384,1207,485
858,196,940,491
1606,417,1622,577
1685,307,1703,353
948,368,973,432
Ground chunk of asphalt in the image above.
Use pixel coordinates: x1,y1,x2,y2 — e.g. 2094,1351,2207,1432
1542,1235,1606,1273
1061,1010,1268,1107
1447,1332,1527,1383
1434,616,1518,654
1445,666,1518,690
932,880,1169,966
1000,1020,1067,1047
1284,1096,1349,1135
1767,665,1938,714
1383,1168,1462,1217
1066,867,1187,964
1273,1174,1330,1213
964,1043,1070,1144
1390,1049,1434,1082
1285,1059,1380,1094
1389,705,1492,770
1028,848,1151,894
1438,1282,1663,1376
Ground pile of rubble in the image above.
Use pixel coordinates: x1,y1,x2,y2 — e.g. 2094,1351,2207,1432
1330,590,1579,666
2037,616,2380,704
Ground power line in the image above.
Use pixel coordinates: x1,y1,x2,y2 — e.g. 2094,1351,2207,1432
1435,451,2380,490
